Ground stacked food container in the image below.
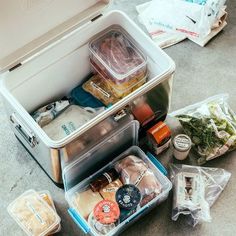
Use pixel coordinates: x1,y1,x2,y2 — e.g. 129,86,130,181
88,26,148,101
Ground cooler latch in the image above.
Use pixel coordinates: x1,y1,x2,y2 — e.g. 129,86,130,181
91,14,103,22
68,208,90,234
9,63,22,72
10,113,37,148
146,152,168,176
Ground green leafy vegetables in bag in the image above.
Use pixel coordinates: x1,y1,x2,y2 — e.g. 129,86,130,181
172,94,236,164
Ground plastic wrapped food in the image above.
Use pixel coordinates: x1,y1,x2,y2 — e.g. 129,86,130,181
169,164,231,227
83,74,120,106
89,25,147,98
43,105,103,140
170,94,236,164
7,190,61,236
115,155,162,207
32,100,70,127
72,189,103,220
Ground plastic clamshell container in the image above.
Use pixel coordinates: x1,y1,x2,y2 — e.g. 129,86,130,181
7,189,61,236
89,25,148,98
63,120,172,236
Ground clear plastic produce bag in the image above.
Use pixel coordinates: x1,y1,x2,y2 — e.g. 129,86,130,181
170,94,236,164
169,164,231,227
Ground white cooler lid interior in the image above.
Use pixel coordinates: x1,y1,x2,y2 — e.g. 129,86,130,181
0,0,110,72
63,120,139,192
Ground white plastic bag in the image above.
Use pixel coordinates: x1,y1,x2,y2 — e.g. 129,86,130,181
170,94,236,164
170,164,231,227
138,0,226,38
188,5,228,46
136,1,187,48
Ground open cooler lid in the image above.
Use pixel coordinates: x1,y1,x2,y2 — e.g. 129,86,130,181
63,120,139,192
0,0,110,73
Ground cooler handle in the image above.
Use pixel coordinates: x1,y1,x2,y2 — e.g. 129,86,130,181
68,208,90,234
146,152,168,176
10,113,37,148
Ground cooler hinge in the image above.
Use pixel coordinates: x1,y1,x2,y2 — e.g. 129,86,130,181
91,14,103,22
9,63,22,72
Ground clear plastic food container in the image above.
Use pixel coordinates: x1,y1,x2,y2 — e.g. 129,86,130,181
90,58,147,99
65,146,172,236
7,190,61,236
89,25,148,99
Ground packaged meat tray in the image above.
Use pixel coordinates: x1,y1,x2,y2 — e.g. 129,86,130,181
89,25,148,99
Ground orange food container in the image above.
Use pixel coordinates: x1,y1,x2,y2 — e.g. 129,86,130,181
147,121,171,146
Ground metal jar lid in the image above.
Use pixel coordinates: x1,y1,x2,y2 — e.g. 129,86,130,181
173,134,191,152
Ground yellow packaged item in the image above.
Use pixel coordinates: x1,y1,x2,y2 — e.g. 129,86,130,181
83,74,120,106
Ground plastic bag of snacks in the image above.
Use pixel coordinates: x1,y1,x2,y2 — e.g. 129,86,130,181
169,164,231,227
170,94,236,164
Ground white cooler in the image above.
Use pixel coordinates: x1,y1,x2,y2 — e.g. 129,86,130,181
0,0,175,187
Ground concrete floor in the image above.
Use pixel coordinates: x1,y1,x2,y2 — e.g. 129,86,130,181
1,0,236,235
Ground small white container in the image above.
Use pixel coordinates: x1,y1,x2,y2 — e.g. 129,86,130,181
173,134,192,160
